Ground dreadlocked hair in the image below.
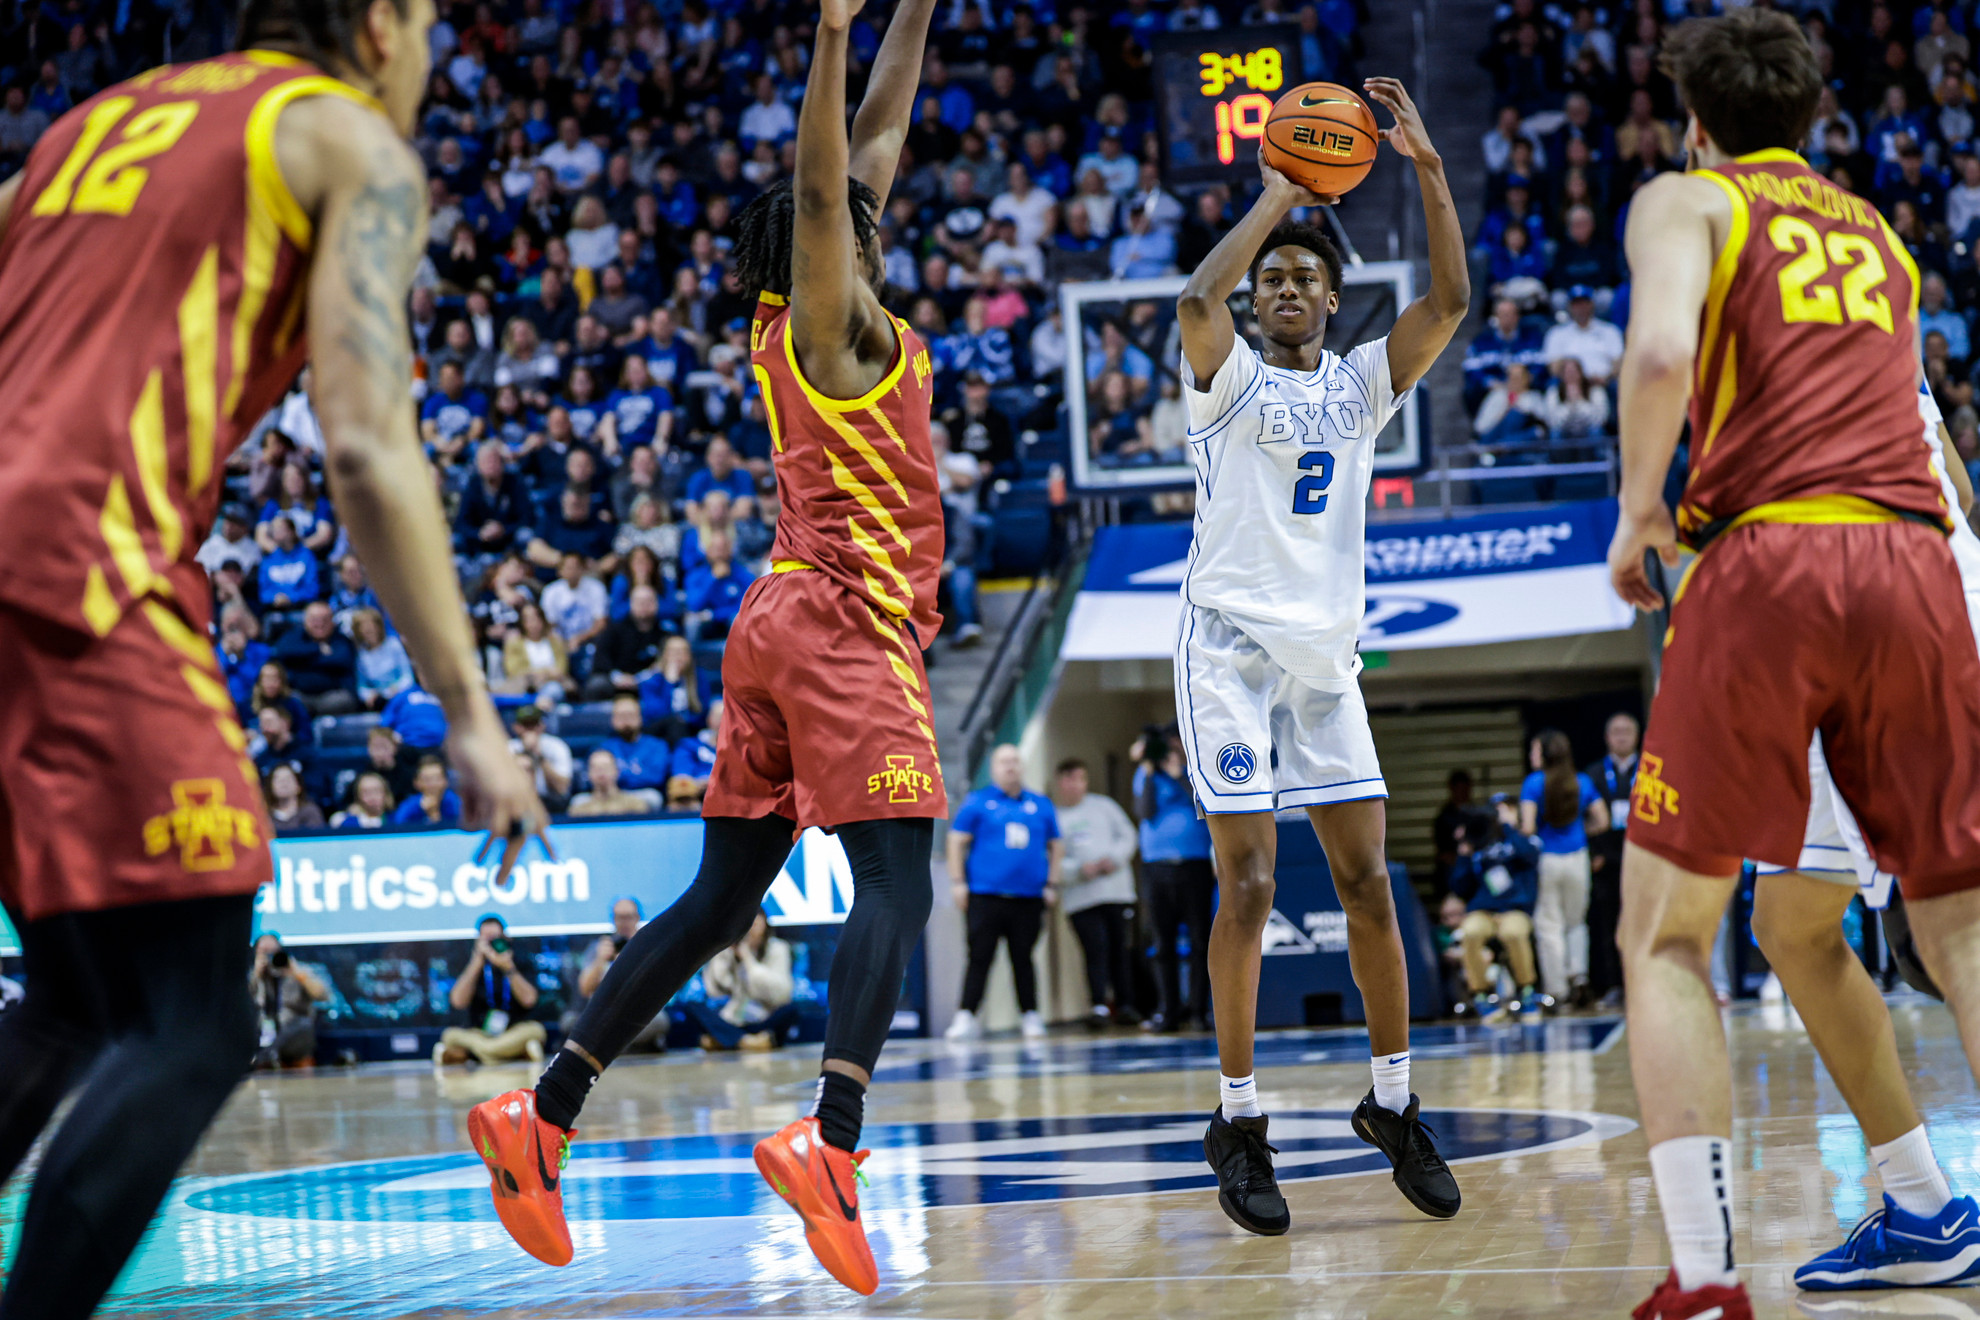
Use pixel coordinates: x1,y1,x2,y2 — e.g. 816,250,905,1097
236,0,406,76
730,177,883,301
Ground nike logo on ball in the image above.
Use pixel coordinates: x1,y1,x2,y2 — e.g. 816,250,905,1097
1299,93,1353,107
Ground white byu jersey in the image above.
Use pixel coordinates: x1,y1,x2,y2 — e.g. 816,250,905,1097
1179,335,1410,691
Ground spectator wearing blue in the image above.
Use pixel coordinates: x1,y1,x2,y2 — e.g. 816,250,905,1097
1473,176,1547,255
1134,725,1215,1032
667,698,722,806
628,303,698,392
392,755,462,826
637,634,705,740
684,438,754,514
456,440,532,559
257,462,336,557
1448,794,1541,1021
418,360,486,462
1108,202,1178,279
351,608,416,709
600,693,673,793
257,514,320,607
1921,272,1971,362
606,355,673,451
1519,729,1610,1010
217,609,272,709
1462,297,1548,410
943,744,1063,1042
382,682,450,752
274,602,359,714
937,296,1016,387
685,530,753,640
525,485,616,571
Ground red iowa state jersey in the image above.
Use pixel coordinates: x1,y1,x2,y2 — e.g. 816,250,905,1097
0,51,382,636
1678,149,1947,547
749,293,946,639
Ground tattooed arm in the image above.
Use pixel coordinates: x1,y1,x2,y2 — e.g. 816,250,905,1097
282,96,547,863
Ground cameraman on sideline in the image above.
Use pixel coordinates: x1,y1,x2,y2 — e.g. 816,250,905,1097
1133,723,1215,1033
572,897,669,1050
435,914,546,1067
1448,793,1542,1023
249,932,329,1070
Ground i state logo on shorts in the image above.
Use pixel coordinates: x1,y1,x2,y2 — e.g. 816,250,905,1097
1218,743,1257,784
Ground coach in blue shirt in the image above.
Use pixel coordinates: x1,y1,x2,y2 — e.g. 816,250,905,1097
942,744,1063,1041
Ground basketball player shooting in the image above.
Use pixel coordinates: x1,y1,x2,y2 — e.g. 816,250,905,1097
0,2,548,1316
1607,12,1980,1319
468,0,949,1297
1172,78,1469,1236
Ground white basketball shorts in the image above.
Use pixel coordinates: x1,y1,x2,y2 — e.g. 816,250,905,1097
1172,604,1387,814
1751,732,1895,908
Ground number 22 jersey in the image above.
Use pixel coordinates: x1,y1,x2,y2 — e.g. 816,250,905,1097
1180,335,1410,691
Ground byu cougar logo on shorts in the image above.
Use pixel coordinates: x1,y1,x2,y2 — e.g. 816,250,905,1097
1218,743,1257,784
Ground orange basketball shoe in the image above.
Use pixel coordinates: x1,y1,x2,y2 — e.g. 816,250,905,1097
467,1088,575,1266
753,1117,879,1295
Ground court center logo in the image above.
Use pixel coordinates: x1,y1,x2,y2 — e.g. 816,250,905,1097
1217,743,1257,784
182,1107,1635,1223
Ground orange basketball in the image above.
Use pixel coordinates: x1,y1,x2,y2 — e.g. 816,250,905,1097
1261,82,1380,197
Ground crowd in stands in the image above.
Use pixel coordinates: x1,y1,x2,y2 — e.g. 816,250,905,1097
4,0,1375,827
1463,0,1980,474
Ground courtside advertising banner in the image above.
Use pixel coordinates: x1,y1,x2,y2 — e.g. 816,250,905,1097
252,818,857,945
1062,498,1634,660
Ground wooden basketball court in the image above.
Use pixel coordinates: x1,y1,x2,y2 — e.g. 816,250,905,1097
18,1002,1977,1319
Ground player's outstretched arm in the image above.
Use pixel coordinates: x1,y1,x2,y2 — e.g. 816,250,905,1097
1607,172,1721,611
1366,78,1468,392
1177,159,1325,386
848,0,940,210
282,97,548,870
790,0,885,391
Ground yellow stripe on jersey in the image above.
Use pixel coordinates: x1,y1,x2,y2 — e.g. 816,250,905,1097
99,474,155,599
1693,168,1751,394
229,74,382,414
864,404,910,456
81,566,119,637
781,314,909,413
1699,335,1738,459
180,245,220,496
848,516,915,607
752,363,784,452
129,370,183,560
771,559,814,573
1724,494,1910,531
143,599,218,670
825,448,911,553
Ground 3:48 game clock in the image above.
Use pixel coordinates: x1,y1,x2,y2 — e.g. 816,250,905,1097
1151,28,1303,186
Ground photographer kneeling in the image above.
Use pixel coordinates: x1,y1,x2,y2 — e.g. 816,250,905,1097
249,933,330,1070
1448,794,1542,1023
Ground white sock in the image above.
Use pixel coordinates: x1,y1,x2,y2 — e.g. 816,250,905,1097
1649,1136,1738,1291
1219,1074,1260,1120
1873,1125,1954,1218
1370,1052,1410,1115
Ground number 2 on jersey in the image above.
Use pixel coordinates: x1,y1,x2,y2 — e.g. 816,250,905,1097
1292,450,1334,514
1769,214,1895,335
30,96,201,219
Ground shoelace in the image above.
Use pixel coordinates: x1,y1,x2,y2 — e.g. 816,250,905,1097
1231,1126,1281,1196
852,1150,872,1190
557,1130,574,1171
1838,1206,1890,1259
1405,1117,1448,1175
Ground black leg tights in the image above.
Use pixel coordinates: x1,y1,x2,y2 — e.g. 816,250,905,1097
0,893,256,1320
566,814,796,1067
823,818,934,1074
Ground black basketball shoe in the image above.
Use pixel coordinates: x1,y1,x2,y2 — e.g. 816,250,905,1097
1203,1108,1291,1236
1351,1090,1461,1219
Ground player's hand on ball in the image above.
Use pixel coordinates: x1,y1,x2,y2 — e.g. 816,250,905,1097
1607,503,1682,612
1259,159,1335,208
1363,78,1435,162
819,0,865,29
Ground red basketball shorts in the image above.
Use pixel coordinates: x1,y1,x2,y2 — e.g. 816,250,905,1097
1633,521,1980,897
0,599,272,923
703,570,949,831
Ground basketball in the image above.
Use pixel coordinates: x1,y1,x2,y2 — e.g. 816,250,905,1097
1261,81,1380,197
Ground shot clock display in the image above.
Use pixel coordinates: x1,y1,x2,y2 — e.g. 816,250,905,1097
1151,28,1304,186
